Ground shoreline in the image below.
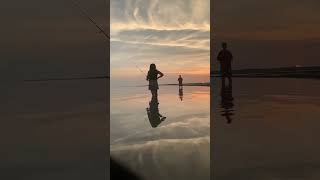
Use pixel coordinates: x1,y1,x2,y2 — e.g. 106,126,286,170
211,74,320,79
135,82,210,87
211,66,320,79
161,82,210,87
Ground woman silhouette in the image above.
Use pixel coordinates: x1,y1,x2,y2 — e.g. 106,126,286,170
146,64,164,97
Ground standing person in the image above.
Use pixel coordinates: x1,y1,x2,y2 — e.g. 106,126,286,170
217,42,233,85
146,63,164,98
178,75,183,87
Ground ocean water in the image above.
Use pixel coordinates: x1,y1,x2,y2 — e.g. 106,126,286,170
212,78,320,180
110,84,210,180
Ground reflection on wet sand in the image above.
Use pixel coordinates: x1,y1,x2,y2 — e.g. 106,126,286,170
111,85,210,180
213,78,320,180
179,86,184,101
112,136,210,180
146,96,166,128
220,79,234,124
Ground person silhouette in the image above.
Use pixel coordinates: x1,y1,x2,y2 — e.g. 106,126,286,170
178,75,183,87
179,87,183,101
146,64,164,98
217,42,233,85
220,80,234,124
146,96,166,128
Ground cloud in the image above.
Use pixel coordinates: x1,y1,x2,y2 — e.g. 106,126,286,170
111,137,210,180
110,0,210,77
214,0,320,40
111,115,209,146
111,0,209,30
111,29,209,50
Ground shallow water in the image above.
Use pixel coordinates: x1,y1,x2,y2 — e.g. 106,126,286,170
212,78,320,180
110,85,210,180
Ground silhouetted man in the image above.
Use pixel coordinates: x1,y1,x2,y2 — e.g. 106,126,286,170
178,75,183,87
217,42,233,85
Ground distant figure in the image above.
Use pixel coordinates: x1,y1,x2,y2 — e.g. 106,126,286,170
179,87,183,101
146,64,164,98
178,75,183,87
220,81,234,124
146,96,166,128
217,42,233,85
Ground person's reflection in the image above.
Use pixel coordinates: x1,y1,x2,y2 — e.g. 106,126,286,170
146,96,166,128
220,79,234,124
179,86,183,101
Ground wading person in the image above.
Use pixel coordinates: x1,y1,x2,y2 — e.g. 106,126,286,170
146,63,164,98
178,75,183,88
217,42,233,85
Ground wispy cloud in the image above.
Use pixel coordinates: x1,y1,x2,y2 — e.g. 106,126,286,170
110,0,210,79
111,0,210,49
111,0,209,32
111,22,210,34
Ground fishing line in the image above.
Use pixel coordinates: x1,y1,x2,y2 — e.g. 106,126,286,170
126,56,147,77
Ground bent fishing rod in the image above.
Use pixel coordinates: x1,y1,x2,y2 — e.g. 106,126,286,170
70,0,109,40
25,0,148,82
69,0,147,77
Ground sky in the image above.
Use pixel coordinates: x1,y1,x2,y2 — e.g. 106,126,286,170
110,0,210,85
212,0,320,70
2,1,319,76
0,0,108,81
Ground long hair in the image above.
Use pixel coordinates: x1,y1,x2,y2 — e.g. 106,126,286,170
147,63,158,80
149,63,156,72
148,63,157,75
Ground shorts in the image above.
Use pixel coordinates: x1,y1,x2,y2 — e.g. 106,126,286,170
220,66,232,77
149,80,159,90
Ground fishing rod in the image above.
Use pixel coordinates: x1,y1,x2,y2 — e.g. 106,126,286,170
136,65,147,77
125,56,147,77
26,1,149,82
70,0,109,40
70,0,148,78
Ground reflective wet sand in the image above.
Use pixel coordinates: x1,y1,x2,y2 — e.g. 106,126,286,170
111,85,210,180
212,78,320,180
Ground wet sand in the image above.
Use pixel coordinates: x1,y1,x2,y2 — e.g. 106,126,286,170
0,79,108,180
212,78,320,180
111,85,210,180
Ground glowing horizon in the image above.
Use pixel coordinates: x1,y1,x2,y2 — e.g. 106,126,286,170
110,0,210,82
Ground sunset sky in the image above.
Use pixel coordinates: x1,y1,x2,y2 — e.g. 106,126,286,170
110,0,210,85
213,0,320,70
